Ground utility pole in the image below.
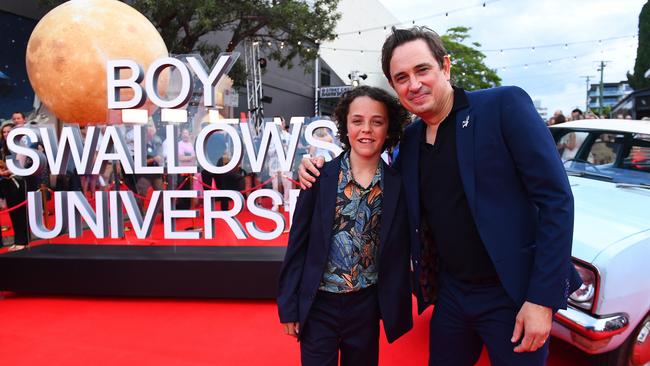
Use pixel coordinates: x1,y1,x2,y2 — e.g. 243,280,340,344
596,61,610,115
579,75,594,112
314,48,320,116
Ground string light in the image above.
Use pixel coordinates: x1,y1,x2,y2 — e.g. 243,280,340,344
335,0,500,37
492,41,633,70
481,34,634,53
319,35,637,61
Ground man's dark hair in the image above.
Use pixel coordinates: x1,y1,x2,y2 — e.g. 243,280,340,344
11,111,25,118
555,114,567,124
571,108,583,116
381,26,447,82
334,86,410,152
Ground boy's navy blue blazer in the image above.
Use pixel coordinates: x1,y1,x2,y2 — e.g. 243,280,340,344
277,155,413,343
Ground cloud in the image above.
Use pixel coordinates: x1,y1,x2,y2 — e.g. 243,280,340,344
377,0,646,113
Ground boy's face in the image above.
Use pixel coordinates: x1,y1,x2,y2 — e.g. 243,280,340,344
346,96,389,160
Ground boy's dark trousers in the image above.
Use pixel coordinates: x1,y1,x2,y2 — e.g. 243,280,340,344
300,285,380,366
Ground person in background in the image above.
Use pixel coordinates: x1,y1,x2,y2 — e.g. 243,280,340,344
571,108,584,120
267,117,293,211
309,127,335,161
0,120,29,251
176,128,196,209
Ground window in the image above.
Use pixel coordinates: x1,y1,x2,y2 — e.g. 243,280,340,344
320,68,331,87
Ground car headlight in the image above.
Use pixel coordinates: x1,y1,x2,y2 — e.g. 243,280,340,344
569,261,598,311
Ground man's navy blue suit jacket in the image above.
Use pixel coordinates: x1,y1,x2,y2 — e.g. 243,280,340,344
395,86,582,314
277,156,413,343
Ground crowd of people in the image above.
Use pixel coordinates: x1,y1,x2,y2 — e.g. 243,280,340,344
546,107,632,126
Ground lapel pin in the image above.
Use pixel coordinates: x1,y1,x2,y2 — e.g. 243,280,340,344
462,115,470,128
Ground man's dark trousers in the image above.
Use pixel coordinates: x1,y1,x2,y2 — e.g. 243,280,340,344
300,286,380,366
429,273,549,366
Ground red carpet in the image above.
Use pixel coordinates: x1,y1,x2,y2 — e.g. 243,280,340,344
0,293,590,365
0,198,591,365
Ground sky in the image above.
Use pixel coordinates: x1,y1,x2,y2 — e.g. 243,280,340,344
373,0,646,117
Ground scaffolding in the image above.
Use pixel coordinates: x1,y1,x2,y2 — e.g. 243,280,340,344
244,39,264,129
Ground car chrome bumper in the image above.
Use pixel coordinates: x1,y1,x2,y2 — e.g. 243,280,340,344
554,305,629,341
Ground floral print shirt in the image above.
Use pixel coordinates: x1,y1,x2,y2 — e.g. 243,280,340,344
319,152,383,293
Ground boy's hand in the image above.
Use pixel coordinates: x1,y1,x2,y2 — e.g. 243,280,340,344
282,322,300,338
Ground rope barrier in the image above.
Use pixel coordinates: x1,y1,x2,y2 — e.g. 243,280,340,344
191,175,215,190
175,175,191,190
282,174,300,186
240,176,275,194
0,199,27,215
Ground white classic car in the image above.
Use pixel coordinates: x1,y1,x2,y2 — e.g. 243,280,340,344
549,119,650,366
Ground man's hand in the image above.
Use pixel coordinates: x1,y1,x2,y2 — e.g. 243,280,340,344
511,301,552,353
298,156,325,189
282,322,300,338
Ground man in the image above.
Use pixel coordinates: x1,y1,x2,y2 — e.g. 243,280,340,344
299,26,581,366
571,108,584,121
135,123,164,215
11,111,26,126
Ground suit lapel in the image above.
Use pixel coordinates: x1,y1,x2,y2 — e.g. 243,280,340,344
319,156,341,255
379,161,400,259
455,103,477,213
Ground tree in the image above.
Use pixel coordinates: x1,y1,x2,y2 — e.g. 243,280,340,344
41,0,341,86
628,1,650,90
441,26,501,90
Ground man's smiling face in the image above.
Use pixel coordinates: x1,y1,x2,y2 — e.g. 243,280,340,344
388,39,452,122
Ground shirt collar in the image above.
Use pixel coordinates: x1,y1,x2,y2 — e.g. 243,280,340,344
451,86,469,113
339,151,383,190
419,86,468,143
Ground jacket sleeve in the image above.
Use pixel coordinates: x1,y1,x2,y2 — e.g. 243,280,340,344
499,86,575,310
277,181,319,323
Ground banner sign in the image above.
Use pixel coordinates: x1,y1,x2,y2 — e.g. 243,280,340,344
10,54,343,241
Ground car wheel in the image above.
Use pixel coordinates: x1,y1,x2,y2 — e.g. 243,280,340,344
591,313,650,366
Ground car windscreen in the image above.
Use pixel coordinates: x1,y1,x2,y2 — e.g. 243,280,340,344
554,129,650,186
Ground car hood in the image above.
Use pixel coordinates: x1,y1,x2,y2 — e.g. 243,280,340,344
569,176,650,263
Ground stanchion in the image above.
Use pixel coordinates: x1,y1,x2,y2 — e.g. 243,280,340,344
40,183,48,229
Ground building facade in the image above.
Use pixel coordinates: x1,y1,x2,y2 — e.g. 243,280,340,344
587,81,633,111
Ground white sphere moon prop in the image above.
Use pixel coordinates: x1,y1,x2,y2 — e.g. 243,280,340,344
26,0,169,125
